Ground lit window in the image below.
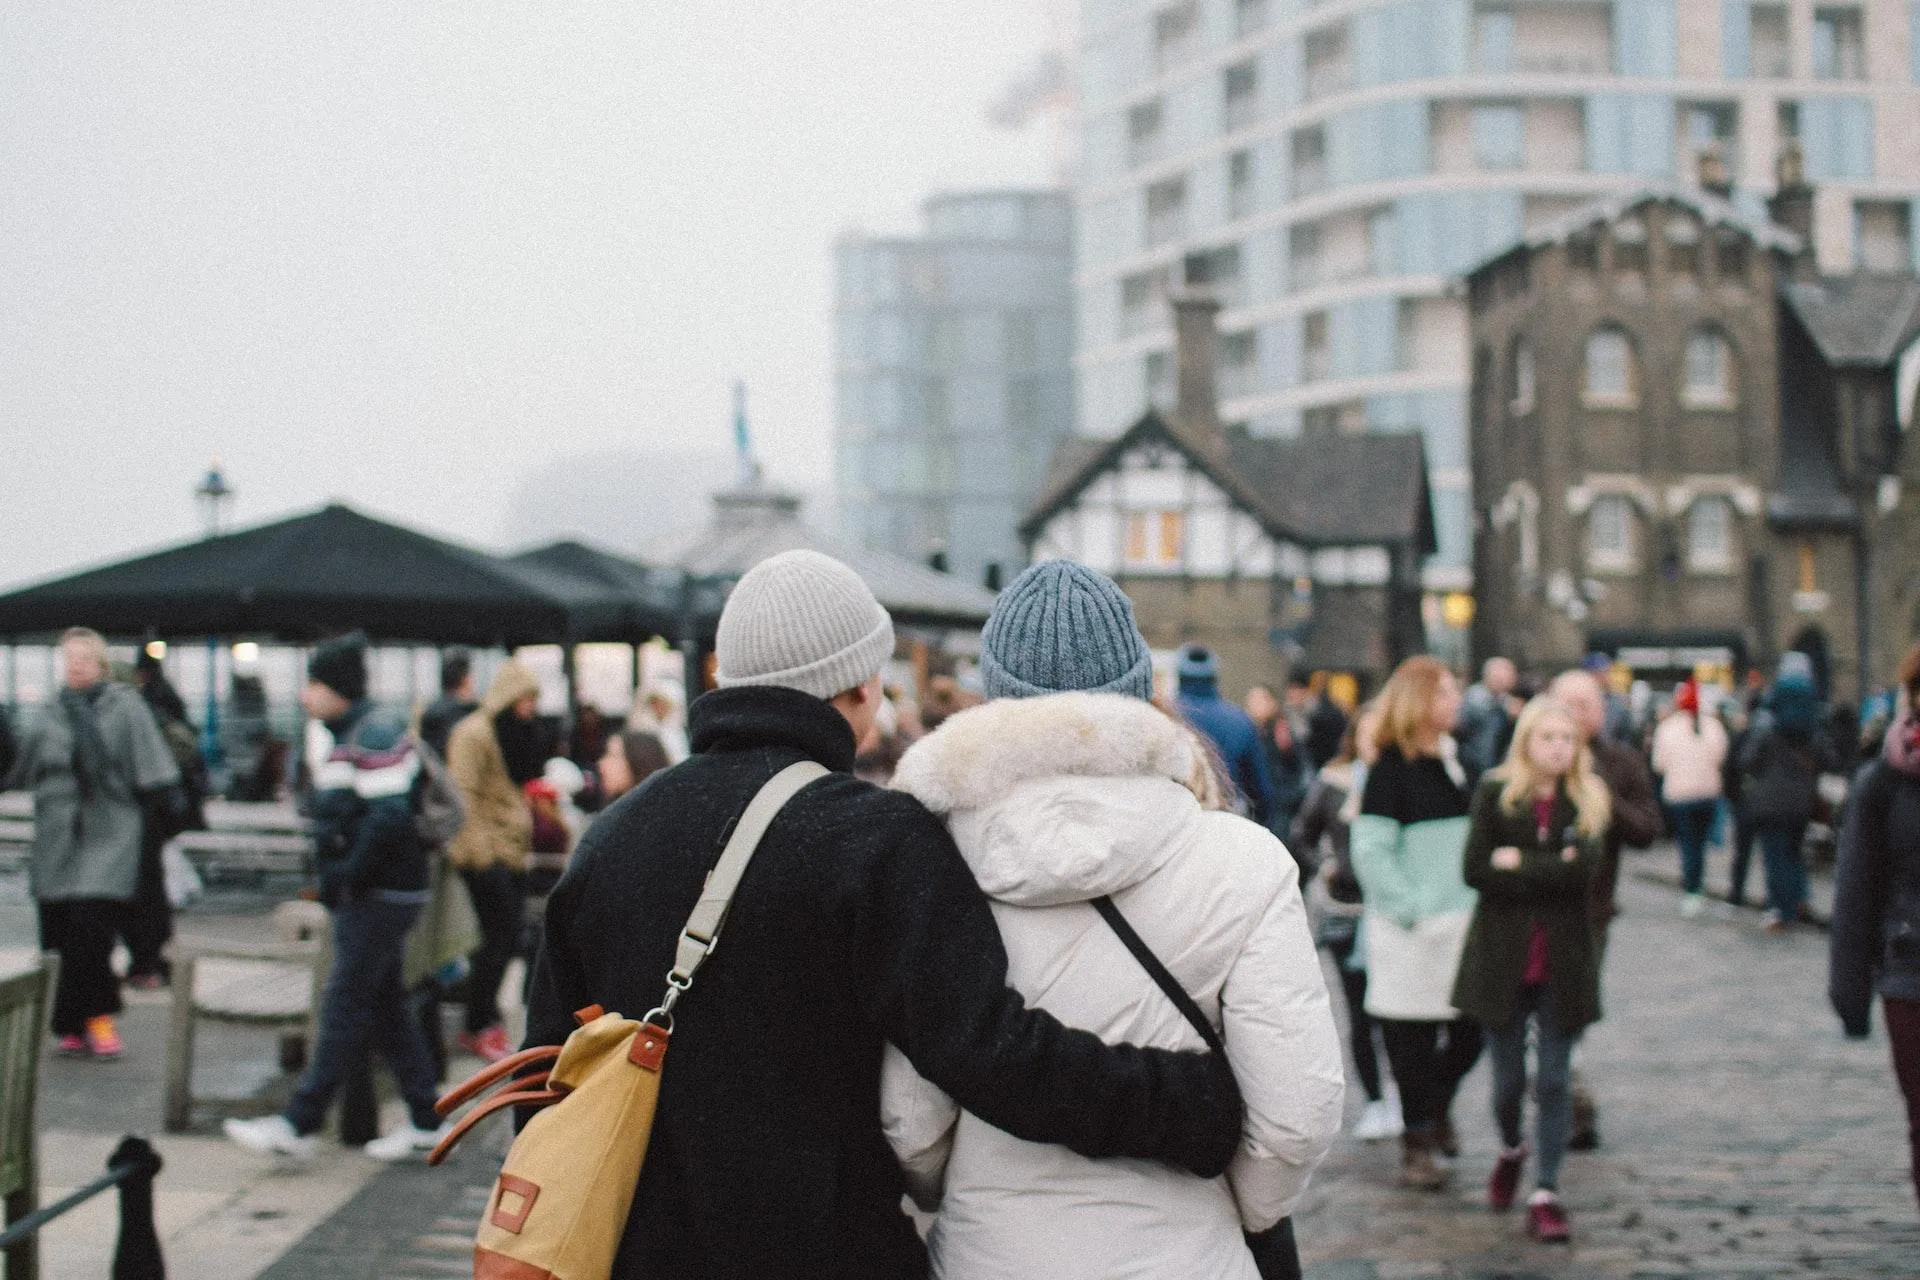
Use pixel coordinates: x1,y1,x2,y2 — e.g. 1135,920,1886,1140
1125,510,1186,568
1589,496,1634,571
1683,330,1737,407
1510,341,1536,413
1582,328,1636,406
1686,499,1734,572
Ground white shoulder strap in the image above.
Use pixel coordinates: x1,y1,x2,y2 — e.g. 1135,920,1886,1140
647,760,828,1027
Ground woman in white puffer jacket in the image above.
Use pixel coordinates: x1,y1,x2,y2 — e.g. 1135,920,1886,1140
882,561,1346,1280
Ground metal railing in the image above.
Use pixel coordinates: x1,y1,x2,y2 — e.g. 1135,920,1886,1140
0,1137,163,1280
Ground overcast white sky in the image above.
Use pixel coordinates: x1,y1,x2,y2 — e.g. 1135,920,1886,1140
0,2,1061,588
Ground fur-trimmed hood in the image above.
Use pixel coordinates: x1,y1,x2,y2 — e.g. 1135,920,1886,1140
892,693,1205,906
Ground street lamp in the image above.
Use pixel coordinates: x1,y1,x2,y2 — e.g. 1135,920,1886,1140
192,459,231,780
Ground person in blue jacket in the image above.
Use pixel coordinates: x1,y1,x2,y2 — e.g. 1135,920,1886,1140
1174,644,1278,828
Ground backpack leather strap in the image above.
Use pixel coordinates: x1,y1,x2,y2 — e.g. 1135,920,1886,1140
649,760,829,1026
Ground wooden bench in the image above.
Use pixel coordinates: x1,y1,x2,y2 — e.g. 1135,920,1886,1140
0,958,54,1280
163,902,329,1133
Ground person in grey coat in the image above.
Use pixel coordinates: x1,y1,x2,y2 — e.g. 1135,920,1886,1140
4,628,180,1057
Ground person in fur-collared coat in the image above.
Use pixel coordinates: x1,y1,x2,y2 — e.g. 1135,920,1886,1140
884,561,1344,1280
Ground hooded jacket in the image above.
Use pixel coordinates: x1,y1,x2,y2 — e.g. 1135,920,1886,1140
525,686,1246,1280
884,693,1345,1280
446,661,541,872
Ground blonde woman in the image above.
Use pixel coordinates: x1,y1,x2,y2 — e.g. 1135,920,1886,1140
1349,656,1478,1190
1450,697,1610,1244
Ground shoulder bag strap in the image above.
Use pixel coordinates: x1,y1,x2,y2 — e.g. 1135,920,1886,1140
647,760,829,1027
1089,894,1224,1056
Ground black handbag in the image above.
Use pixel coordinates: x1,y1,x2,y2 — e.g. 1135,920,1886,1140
1090,896,1304,1280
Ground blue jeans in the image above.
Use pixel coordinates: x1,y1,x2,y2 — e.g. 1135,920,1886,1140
286,895,441,1135
1667,799,1719,894
1755,822,1809,922
1486,985,1580,1191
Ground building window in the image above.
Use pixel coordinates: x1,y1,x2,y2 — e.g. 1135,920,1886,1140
1235,0,1269,39
1303,25,1350,101
1798,542,1818,593
1289,222,1322,290
1303,311,1330,381
1367,206,1398,275
1855,200,1915,272
1812,6,1866,80
1183,244,1243,304
1568,230,1600,273
1120,267,1169,338
1613,217,1649,275
1667,213,1701,277
1145,350,1171,404
1682,102,1739,184
1470,104,1525,170
1582,327,1637,406
1291,126,1327,196
1748,4,1791,77
1153,1,1199,70
1683,330,1737,407
1714,229,1750,284
1223,60,1259,131
1588,496,1635,572
1510,341,1536,413
1686,498,1735,573
1144,176,1187,247
1227,149,1254,220
1220,330,1258,399
1125,510,1186,568
1127,100,1164,167
1474,4,1515,73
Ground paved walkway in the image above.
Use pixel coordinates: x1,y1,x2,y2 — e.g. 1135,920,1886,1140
1293,860,1919,1278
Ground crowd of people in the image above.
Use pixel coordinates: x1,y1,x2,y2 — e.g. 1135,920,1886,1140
3,559,1919,1275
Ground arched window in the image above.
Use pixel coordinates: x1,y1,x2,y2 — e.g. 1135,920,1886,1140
1682,329,1738,408
1588,494,1636,572
1509,340,1536,413
1685,498,1735,573
1581,327,1637,407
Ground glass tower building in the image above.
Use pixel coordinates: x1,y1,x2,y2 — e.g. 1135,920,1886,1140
835,191,1076,590
1073,0,1920,586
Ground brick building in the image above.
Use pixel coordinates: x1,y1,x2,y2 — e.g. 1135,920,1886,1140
1021,296,1433,698
1465,157,1920,700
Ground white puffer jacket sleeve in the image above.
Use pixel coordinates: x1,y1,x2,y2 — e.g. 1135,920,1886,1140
1221,845,1348,1230
880,1043,959,1211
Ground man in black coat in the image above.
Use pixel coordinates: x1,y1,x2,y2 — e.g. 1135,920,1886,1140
526,551,1244,1280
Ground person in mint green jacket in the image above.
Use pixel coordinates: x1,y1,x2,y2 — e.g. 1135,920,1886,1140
1350,655,1479,1191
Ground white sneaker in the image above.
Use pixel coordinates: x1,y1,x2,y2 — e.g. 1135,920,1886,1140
1680,893,1705,919
363,1121,449,1162
223,1114,318,1160
1352,1098,1404,1142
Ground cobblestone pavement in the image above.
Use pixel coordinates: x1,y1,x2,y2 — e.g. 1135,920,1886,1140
1292,855,1920,1278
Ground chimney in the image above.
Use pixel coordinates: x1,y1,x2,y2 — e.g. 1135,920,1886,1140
1697,141,1733,200
1171,292,1223,447
1767,139,1818,278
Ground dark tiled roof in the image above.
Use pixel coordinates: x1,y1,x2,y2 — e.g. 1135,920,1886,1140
1021,411,1433,551
1780,276,1920,368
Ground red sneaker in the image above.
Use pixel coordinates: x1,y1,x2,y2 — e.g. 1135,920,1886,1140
56,1034,89,1057
458,1026,512,1064
1527,1191,1571,1243
84,1016,124,1060
1488,1143,1528,1211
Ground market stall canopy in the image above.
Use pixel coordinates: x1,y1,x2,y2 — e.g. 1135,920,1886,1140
654,485,1000,631
0,503,640,645
507,540,682,639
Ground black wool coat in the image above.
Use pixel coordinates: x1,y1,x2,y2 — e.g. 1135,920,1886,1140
1830,759,1920,1035
1449,777,1602,1034
525,686,1244,1280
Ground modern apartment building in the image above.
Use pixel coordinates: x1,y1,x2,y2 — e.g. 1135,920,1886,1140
1073,0,1920,588
834,191,1075,591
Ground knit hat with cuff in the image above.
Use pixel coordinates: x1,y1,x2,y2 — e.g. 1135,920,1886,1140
715,550,894,701
980,560,1154,702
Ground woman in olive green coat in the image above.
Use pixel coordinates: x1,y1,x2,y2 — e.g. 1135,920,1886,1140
1450,696,1609,1245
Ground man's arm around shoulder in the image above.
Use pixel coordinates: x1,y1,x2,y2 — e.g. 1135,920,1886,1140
864,795,1243,1178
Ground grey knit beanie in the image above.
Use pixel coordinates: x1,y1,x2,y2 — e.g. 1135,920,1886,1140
980,561,1154,701
715,550,895,701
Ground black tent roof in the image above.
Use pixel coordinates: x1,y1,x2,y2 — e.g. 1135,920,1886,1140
0,504,640,645
507,540,683,639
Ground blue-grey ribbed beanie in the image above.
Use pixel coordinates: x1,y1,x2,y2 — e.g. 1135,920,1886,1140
980,561,1154,701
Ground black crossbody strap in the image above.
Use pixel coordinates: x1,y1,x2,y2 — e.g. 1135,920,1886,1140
1090,895,1224,1056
